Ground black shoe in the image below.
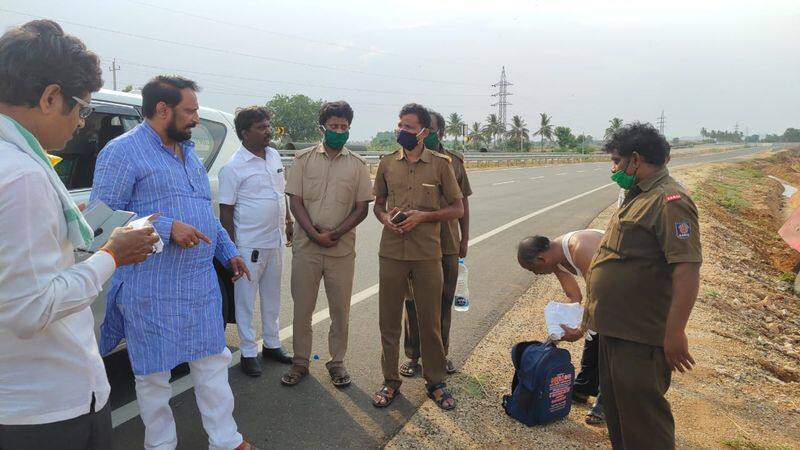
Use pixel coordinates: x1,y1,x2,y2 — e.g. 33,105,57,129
240,356,262,377
262,346,293,364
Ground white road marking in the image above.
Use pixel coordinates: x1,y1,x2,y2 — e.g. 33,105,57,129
530,176,544,180
593,168,602,171
491,180,516,186
555,172,567,176
577,170,586,173
111,181,616,428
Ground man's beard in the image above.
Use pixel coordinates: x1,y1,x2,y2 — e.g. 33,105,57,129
167,118,193,142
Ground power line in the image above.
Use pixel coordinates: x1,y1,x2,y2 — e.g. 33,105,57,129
123,0,492,70
100,56,487,99
0,8,485,87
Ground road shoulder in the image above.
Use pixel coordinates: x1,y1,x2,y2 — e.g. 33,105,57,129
386,151,800,450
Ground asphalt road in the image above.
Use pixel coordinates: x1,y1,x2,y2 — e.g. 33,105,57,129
107,145,771,449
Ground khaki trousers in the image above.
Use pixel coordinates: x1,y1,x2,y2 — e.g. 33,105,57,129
379,257,446,389
404,254,459,359
599,335,675,450
291,250,356,370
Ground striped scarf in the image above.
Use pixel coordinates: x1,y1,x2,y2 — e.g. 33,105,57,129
0,113,94,248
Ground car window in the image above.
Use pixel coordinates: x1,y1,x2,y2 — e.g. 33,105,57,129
193,119,227,169
59,110,141,190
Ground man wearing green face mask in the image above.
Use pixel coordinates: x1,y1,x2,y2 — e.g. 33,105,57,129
283,101,373,388
582,122,702,450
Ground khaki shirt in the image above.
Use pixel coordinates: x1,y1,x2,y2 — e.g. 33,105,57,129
285,143,373,257
587,168,702,347
373,148,462,261
436,148,472,255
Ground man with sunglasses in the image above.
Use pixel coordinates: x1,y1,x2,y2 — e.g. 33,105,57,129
0,20,159,450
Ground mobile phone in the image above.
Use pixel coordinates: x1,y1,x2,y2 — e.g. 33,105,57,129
251,250,259,263
390,211,408,224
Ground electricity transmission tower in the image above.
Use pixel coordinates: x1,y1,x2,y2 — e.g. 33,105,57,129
491,66,513,133
656,110,666,135
109,58,121,91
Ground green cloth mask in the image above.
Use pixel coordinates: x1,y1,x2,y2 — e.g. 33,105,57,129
610,160,637,189
423,132,440,150
323,129,349,150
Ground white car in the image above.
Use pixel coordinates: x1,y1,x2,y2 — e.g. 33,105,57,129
61,89,241,349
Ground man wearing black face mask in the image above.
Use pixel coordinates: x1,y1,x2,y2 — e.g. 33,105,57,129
371,103,463,410
582,122,701,450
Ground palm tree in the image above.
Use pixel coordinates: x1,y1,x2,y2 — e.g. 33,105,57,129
446,113,465,149
533,113,554,149
468,121,483,150
604,117,624,140
483,114,503,150
506,115,530,151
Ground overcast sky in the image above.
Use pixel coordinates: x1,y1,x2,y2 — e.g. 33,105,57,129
1,0,798,141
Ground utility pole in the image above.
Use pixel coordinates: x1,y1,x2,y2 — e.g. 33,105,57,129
109,58,121,91
491,66,513,149
656,110,666,135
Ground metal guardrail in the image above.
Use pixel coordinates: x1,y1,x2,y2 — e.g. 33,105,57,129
279,151,604,168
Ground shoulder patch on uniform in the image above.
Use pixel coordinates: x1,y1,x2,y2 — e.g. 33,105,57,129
349,151,367,164
675,221,692,239
294,147,315,159
432,151,452,163
446,149,465,162
666,193,682,202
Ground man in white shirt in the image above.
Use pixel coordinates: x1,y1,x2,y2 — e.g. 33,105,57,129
219,106,293,377
0,20,158,450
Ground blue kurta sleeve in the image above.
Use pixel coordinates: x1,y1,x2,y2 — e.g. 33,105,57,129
214,219,238,267
92,142,173,244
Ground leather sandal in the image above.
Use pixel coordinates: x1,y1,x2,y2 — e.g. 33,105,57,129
399,359,420,377
426,383,456,411
329,367,352,388
372,385,400,408
280,365,308,386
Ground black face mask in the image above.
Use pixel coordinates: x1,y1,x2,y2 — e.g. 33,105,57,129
396,130,419,150
167,116,193,142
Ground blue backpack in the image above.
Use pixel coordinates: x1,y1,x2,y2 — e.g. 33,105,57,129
502,340,575,426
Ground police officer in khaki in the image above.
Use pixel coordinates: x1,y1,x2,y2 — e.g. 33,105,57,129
372,103,463,410
582,122,702,449
281,101,372,388
401,110,472,377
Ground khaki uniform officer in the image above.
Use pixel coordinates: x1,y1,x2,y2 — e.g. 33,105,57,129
587,132,702,449
372,121,464,409
282,134,372,386
403,147,472,374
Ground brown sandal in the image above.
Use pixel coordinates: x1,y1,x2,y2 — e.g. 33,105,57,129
329,367,352,388
372,385,400,408
399,360,420,377
280,365,308,386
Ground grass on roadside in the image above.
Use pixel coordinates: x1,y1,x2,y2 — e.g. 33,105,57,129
722,437,793,450
457,373,491,399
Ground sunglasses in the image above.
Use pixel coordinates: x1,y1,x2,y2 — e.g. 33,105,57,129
71,96,94,119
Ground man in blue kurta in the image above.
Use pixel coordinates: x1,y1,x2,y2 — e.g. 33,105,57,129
91,76,257,450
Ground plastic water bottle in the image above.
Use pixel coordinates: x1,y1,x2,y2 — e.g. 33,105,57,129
453,258,470,312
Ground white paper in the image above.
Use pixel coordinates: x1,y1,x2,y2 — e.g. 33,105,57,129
544,301,585,341
128,214,164,254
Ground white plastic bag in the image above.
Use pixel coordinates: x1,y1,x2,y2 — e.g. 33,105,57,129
544,301,584,341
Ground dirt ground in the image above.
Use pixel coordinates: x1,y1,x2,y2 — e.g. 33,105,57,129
385,149,800,450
